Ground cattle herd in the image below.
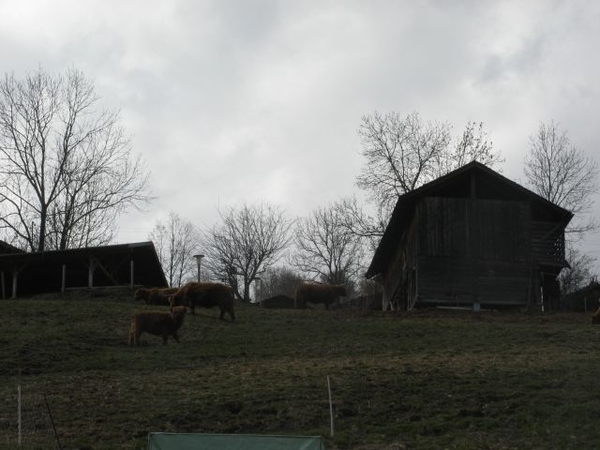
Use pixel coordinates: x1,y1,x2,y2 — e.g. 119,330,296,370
128,281,348,346
128,282,236,346
128,281,600,345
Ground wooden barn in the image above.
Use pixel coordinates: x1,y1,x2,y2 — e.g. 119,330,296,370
0,241,167,299
366,162,573,311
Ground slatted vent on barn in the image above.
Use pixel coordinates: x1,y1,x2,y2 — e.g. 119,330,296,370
366,161,572,311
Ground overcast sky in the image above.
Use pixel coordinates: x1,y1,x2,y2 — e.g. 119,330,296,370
1,0,599,269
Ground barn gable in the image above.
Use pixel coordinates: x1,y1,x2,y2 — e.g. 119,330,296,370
366,161,573,311
0,241,167,299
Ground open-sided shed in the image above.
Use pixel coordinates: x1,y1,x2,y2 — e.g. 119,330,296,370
0,241,167,299
366,161,573,311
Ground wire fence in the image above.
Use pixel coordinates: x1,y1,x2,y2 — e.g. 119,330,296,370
0,386,61,450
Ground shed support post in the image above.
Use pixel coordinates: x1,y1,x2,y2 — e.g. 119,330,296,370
1,271,5,300
88,258,95,288
12,271,17,299
61,264,66,294
130,260,134,289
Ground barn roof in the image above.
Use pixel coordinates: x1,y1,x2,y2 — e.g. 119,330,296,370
366,161,573,278
0,241,168,297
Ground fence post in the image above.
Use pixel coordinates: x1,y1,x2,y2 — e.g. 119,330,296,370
17,385,21,446
327,376,334,437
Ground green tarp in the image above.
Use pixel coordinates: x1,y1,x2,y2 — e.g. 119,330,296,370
147,433,325,450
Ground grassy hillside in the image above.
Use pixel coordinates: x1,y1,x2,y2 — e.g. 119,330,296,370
1,291,600,449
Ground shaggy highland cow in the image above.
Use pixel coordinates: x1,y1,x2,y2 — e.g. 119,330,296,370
295,283,347,309
169,282,236,321
128,306,187,345
134,287,179,305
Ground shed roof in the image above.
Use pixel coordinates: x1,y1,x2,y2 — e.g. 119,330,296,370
0,240,24,254
366,161,573,278
0,241,167,296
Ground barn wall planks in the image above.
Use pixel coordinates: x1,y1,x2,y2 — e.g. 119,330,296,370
381,214,419,310
416,197,532,306
418,197,529,262
418,257,530,305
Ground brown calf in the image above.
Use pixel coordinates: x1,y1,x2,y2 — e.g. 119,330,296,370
128,306,187,345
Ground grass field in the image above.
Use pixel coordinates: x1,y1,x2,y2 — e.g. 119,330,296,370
1,290,600,449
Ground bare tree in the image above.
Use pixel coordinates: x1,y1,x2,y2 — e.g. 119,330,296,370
333,196,388,252
149,212,200,287
559,246,597,295
524,121,599,238
202,202,292,302
0,67,150,251
357,111,502,217
524,121,599,299
292,200,366,287
439,121,499,175
257,266,304,299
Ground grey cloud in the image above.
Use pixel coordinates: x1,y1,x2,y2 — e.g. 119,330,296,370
0,0,598,271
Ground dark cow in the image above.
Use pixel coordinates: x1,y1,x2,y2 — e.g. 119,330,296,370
128,306,187,346
295,283,347,310
169,282,236,321
134,287,179,305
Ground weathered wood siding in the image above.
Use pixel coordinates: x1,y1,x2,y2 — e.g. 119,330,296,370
419,197,468,258
473,200,529,262
416,197,531,306
381,214,418,310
